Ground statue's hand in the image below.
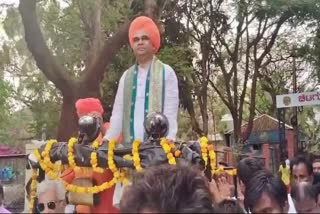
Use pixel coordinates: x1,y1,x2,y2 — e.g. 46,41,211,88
27,153,39,169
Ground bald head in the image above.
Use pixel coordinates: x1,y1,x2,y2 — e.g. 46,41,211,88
291,181,320,213
291,181,316,202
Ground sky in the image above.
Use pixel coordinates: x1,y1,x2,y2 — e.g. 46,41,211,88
0,0,18,5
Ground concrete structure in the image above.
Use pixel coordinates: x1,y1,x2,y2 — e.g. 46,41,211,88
225,114,308,173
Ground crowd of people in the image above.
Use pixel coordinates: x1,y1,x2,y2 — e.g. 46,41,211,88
8,153,318,213
120,154,320,213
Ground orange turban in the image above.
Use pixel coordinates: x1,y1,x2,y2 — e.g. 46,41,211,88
128,16,161,53
75,98,104,115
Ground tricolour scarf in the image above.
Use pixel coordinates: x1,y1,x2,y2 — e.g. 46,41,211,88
122,57,165,146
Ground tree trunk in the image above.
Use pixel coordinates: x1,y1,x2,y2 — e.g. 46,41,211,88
19,0,159,141
58,96,78,141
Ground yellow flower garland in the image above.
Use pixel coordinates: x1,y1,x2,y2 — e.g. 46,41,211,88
107,139,117,173
160,138,176,165
207,144,216,175
34,149,59,179
41,139,61,171
200,137,208,167
31,137,223,196
119,169,130,185
174,149,181,157
90,140,104,173
64,176,118,194
132,139,143,171
29,169,38,213
67,137,77,169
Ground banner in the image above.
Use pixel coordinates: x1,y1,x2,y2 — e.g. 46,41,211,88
276,91,320,108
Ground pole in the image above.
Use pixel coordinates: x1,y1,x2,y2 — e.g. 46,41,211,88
292,50,299,154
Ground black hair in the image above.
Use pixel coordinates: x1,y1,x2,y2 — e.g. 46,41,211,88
237,157,265,185
290,154,313,176
215,199,244,213
244,170,287,212
120,161,214,213
291,181,317,202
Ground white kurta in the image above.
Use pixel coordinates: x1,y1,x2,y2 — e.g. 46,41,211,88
104,63,179,142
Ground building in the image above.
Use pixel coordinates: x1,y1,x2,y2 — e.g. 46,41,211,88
224,114,308,173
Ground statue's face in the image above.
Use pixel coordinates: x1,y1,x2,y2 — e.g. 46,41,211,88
78,112,103,132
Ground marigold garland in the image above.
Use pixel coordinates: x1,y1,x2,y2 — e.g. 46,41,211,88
200,137,208,167
67,137,77,169
34,149,59,179
119,169,130,185
174,149,181,157
31,136,231,196
29,169,38,213
41,139,61,171
160,138,176,165
63,176,118,194
107,139,117,173
207,144,216,175
132,139,143,171
90,140,104,173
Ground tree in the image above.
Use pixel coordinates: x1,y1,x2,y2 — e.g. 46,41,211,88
180,0,320,143
0,80,13,143
17,0,160,140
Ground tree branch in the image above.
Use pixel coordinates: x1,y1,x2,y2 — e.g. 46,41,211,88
18,0,76,96
83,0,159,91
257,13,291,65
208,78,232,110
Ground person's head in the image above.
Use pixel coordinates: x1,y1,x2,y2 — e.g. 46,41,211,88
237,157,265,194
36,179,66,213
313,159,320,174
75,98,104,119
290,155,314,185
244,170,288,213
291,181,320,213
281,158,287,168
215,199,244,213
128,16,160,60
120,162,214,213
75,98,105,134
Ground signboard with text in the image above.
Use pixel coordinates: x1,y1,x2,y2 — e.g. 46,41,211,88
276,91,320,108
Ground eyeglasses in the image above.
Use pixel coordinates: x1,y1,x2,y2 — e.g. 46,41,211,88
37,200,62,212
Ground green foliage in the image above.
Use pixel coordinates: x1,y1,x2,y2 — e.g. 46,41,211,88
0,80,12,125
0,80,14,144
1,0,133,139
298,107,320,154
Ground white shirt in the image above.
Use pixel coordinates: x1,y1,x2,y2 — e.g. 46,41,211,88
288,194,297,213
104,63,179,142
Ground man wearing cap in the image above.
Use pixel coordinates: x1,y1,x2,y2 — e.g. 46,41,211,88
61,98,120,213
103,16,179,146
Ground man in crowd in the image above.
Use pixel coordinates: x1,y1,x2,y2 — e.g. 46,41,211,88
291,181,320,213
244,170,289,213
290,155,319,185
120,161,214,213
237,157,296,213
279,158,290,191
36,180,66,213
312,158,320,173
104,16,179,146
237,157,265,195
